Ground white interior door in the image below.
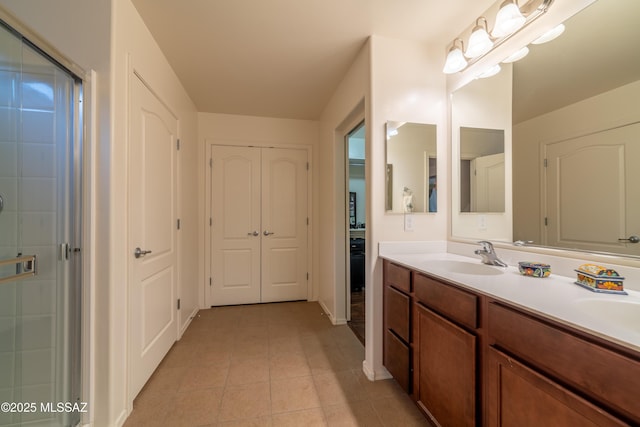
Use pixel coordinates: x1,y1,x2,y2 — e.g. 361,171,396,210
209,146,308,306
544,122,640,255
261,148,308,302
210,146,262,305
471,152,505,212
129,75,178,399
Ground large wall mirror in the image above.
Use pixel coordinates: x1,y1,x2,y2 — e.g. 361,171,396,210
452,0,640,257
385,121,437,213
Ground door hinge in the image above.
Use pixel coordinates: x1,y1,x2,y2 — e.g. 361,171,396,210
544,158,548,167
306,162,309,170
209,158,213,168
177,219,181,230
306,217,309,225
306,272,309,280
177,298,181,310
209,218,212,226
209,277,212,286
177,139,180,150
544,217,548,226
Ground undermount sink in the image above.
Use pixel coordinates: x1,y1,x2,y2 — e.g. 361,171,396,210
572,298,640,333
434,260,505,276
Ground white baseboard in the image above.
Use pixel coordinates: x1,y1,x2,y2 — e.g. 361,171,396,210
362,359,392,381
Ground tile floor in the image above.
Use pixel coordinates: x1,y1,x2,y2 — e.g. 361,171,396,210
123,301,429,426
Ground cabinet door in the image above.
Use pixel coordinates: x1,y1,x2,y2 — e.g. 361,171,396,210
416,304,477,427
487,347,627,427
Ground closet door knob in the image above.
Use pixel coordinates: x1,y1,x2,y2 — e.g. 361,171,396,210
247,231,259,236
263,230,275,236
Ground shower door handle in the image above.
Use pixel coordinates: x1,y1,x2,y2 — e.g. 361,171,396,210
134,247,152,258
0,254,37,285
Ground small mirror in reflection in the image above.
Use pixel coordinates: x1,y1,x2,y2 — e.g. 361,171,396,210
460,127,505,213
385,121,437,213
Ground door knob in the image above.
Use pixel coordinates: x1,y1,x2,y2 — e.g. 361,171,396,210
134,247,152,258
263,230,275,236
618,235,640,244
247,231,259,236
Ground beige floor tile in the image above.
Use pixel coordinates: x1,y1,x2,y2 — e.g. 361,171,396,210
312,371,365,406
219,382,271,422
124,302,430,427
268,336,304,357
231,337,269,360
269,351,310,379
218,416,273,427
371,394,430,427
271,408,326,427
270,376,321,414
227,356,270,385
163,387,224,427
179,363,229,392
322,401,384,427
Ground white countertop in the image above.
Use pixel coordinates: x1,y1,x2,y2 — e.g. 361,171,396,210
380,250,640,353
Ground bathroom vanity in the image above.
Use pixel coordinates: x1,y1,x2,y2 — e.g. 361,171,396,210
382,253,640,426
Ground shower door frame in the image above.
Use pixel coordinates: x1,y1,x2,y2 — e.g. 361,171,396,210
0,11,91,426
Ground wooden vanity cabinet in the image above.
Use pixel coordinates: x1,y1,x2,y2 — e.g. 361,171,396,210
413,272,480,427
487,302,640,426
383,260,412,392
382,259,640,426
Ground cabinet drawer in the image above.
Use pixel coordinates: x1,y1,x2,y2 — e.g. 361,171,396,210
489,302,640,424
383,260,411,293
414,273,478,329
385,285,410,343
384,328,411,393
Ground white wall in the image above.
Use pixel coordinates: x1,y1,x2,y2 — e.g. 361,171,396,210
316,35,448,380
1,0,200,425
112,0,199,424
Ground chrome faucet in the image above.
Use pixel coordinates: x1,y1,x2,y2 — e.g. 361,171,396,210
474,241,508,267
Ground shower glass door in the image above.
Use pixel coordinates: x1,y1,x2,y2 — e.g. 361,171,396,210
0,20,82,427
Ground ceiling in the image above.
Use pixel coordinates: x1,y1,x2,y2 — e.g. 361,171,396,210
130,0,495,120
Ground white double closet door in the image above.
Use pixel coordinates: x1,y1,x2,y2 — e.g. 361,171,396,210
209,145,309,306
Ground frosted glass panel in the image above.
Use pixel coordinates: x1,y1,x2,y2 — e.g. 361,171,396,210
0,21,81,427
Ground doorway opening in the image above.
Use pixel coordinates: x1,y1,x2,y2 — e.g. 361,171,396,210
346,121,365,344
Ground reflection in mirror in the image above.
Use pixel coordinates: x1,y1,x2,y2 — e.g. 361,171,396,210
451,0,640,257
460,127,505,213
385,122,437,213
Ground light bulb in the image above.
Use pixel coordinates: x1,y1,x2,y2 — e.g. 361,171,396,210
443,44,467,74
492,1,525,38
465,25,494,58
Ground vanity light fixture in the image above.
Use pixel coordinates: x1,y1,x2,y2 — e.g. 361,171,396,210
443,39,468,74
492,0,526,38
477,64,502,79
442,0,553,74
531,23,565,44
465,17,494,58
502,46,529,63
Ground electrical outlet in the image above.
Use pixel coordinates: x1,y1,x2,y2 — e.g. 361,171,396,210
478,215,487,230
404,214,414,232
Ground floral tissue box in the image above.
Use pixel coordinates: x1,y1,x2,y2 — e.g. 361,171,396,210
574,263,626,295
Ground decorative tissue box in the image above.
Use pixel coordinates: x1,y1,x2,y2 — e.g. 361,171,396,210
574,264,626,294
518,262,551,278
